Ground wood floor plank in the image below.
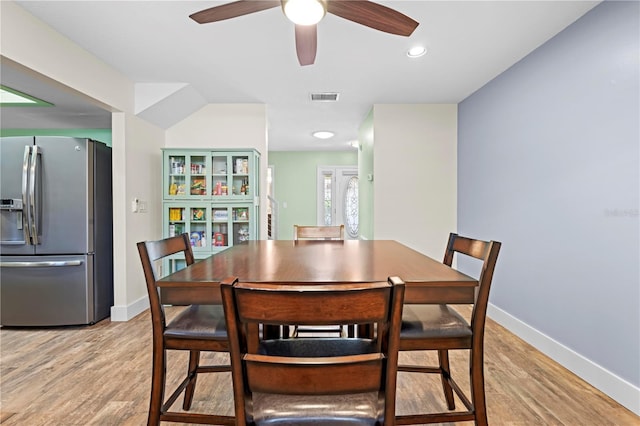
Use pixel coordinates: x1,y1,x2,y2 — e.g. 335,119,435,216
1,306,637,425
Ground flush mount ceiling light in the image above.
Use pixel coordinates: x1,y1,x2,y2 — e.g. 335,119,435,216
313,130,334,139
283,0,327,25
407,46,427,58
0,85,52,107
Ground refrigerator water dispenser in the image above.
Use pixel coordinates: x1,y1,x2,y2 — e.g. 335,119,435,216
0,198,24,245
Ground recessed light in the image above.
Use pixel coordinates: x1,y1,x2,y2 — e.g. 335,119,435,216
313,131,334,139
407,46,427,58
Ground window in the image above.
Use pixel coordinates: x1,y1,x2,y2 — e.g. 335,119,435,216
344,176,359,238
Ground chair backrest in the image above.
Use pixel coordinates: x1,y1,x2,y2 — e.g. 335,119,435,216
443,233,501,340
220,276,405,425
137,233,195,334
293,224,344,240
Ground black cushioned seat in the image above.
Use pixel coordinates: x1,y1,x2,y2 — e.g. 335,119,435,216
259,337,377,357
251,392,384,426
401,305,472,339
251,338,384,425
164,305,227,340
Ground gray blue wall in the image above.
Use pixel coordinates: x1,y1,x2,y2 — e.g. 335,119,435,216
458,0,639,396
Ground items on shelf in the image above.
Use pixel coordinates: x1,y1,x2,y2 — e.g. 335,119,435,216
213,181,228,196
169,177,178,195
190,163,205,174
163,149,258,257
169,208,184,221
168,224,184,237
190,178,206,195
213,209,229,221
191,208,205,221
233,208,249,221
234,158,249,174
213,232,226,247
190,231,207,248
170,157,185,174
236,225,250,242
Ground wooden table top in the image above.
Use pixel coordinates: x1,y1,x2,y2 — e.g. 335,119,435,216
158,240,477,305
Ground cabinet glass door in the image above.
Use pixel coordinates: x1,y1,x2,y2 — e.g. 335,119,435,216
231,154,251,199
211,206,231,250
211,155,230,199
164,152,210,199
231,204,253,245
165,203,211,253
188,206,208,249
211,151,257,201
188,155,207,197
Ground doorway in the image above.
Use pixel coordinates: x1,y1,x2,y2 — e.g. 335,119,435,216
316,166,359,239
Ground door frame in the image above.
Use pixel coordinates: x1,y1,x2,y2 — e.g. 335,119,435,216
316,166,358,239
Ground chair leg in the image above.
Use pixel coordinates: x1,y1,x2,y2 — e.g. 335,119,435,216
438,349,456,410
347,325,355,338
470,349,488,426
148,346,166,426
183,350,200,410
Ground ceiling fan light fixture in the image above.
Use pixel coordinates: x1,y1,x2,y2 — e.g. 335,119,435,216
283,0,326,26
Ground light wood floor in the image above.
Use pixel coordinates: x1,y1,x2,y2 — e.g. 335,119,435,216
1,306,637,425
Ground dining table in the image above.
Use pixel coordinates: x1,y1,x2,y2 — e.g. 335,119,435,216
157,239,478,306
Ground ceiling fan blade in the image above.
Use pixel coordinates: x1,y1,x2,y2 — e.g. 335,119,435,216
326,0,418,36
190,0,280,24
295,24,317,66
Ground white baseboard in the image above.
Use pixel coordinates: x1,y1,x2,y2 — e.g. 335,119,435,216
488,303,640,416
110,295,149,322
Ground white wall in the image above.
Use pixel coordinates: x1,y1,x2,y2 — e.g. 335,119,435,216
166,104,269,240
371,104,457,258
111,113,165,320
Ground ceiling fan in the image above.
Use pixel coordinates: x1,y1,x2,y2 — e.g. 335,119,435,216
190,0,419,66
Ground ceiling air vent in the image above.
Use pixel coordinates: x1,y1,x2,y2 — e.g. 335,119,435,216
310,92,339,102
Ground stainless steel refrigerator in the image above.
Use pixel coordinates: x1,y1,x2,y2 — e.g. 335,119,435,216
0,136,113,326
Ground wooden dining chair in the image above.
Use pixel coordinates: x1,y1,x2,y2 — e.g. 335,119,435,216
293,224,344,240
137,233,233,425
292,224,346,337
220,276,405,426
396,233,501,426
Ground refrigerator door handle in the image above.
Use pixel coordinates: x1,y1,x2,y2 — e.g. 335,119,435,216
0,260,84,268
29,145,39,245
22,145,32,245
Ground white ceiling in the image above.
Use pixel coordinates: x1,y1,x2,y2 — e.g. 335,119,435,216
3,1,599,151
